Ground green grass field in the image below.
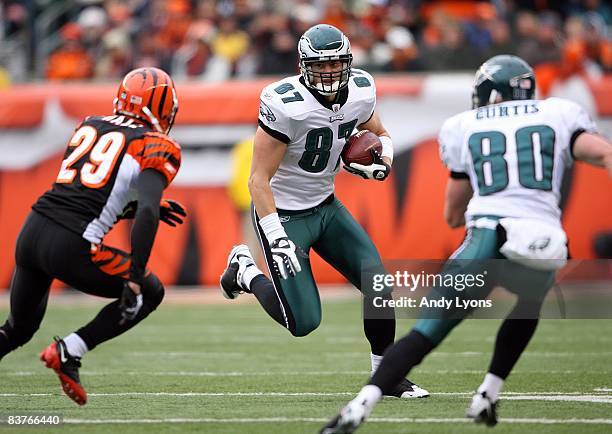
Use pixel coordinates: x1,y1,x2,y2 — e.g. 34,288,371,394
1,292,611,433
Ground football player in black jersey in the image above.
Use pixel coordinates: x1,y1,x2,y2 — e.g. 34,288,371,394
0,67,185,405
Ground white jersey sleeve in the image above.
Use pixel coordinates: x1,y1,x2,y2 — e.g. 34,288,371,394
258,86,293,144
552,97,598,134
438,113,468,173
548,97,598,164
352,69,377,125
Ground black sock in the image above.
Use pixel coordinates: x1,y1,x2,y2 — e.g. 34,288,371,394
250,275,286,327
363,294,395,355
369,330,435,394
77,276,164,351
0,328,9,359
76,297,162,351
489,318,539,379
363,318,395,356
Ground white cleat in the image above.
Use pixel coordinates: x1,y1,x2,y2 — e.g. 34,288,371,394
466,391,498,426
219,245,255,299
320,398,371,434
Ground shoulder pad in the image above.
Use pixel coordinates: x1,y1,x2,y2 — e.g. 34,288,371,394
128,132,181,185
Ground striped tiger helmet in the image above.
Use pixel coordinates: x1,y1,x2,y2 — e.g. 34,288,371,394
113,67,178,134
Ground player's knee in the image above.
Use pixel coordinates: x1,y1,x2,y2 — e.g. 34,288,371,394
513,294,546,318
290,314,321,337
141,273,165,310
0,320,38,350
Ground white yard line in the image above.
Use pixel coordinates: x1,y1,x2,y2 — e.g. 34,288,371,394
127,352,246,357
324,351,612,358
5,369,609,377
504,395,612,404
60,417,612,425
2,391,611,403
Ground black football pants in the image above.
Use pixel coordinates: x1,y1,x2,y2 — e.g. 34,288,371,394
0,211,164,359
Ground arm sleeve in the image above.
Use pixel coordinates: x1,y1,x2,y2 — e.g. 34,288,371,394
258,88,292,144
129,169,165,285
438,116,467,173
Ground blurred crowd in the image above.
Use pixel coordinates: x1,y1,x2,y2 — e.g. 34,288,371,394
0,0,610,85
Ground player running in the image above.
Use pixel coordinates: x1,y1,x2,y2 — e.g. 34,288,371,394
220,24,428,399
0,67,185,405
321,54,612,433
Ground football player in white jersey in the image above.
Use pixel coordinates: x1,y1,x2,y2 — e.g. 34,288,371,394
220,24,428,398
321,55,612,433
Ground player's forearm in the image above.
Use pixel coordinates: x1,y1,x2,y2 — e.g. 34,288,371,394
130,170,164,284
248,172,277,218
445,207,466,228
444,178,472,228
573,133,612,176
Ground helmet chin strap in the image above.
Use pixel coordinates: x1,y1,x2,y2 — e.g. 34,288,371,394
141,106,164,134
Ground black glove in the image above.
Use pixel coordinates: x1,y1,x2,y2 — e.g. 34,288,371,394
159,199,187,227
119,281,143,322
118,199,186,226
343,149,391,181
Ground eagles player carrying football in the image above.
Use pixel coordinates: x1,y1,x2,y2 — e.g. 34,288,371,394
220,24,428,399
321,55,612,433
0,67,185,405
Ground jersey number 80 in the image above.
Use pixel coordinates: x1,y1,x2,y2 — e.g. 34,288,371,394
468,124,555,195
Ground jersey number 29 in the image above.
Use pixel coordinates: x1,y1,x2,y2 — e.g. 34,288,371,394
56,126,125,188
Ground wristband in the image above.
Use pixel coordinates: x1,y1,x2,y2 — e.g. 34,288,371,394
379,135,393,162
259,212,288,242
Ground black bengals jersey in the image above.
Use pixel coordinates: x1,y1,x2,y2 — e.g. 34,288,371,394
33,115,181,244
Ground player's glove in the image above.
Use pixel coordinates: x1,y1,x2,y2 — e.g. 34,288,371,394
269,237,306,279
119,281,143,322
118,199,186,226
344,149,391,181
159,199,187,227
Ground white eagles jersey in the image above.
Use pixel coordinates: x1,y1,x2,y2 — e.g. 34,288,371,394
258,69,376,210
439,98,597,226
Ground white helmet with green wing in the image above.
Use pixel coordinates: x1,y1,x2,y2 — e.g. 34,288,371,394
298,24,353,96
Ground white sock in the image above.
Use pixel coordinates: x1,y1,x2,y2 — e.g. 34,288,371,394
241,263,263,290
353,384,382,411
477,372,504,402
370,353,383,374
63,333,88,359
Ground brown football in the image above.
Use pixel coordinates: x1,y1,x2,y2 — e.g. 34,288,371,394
341,130,382,166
